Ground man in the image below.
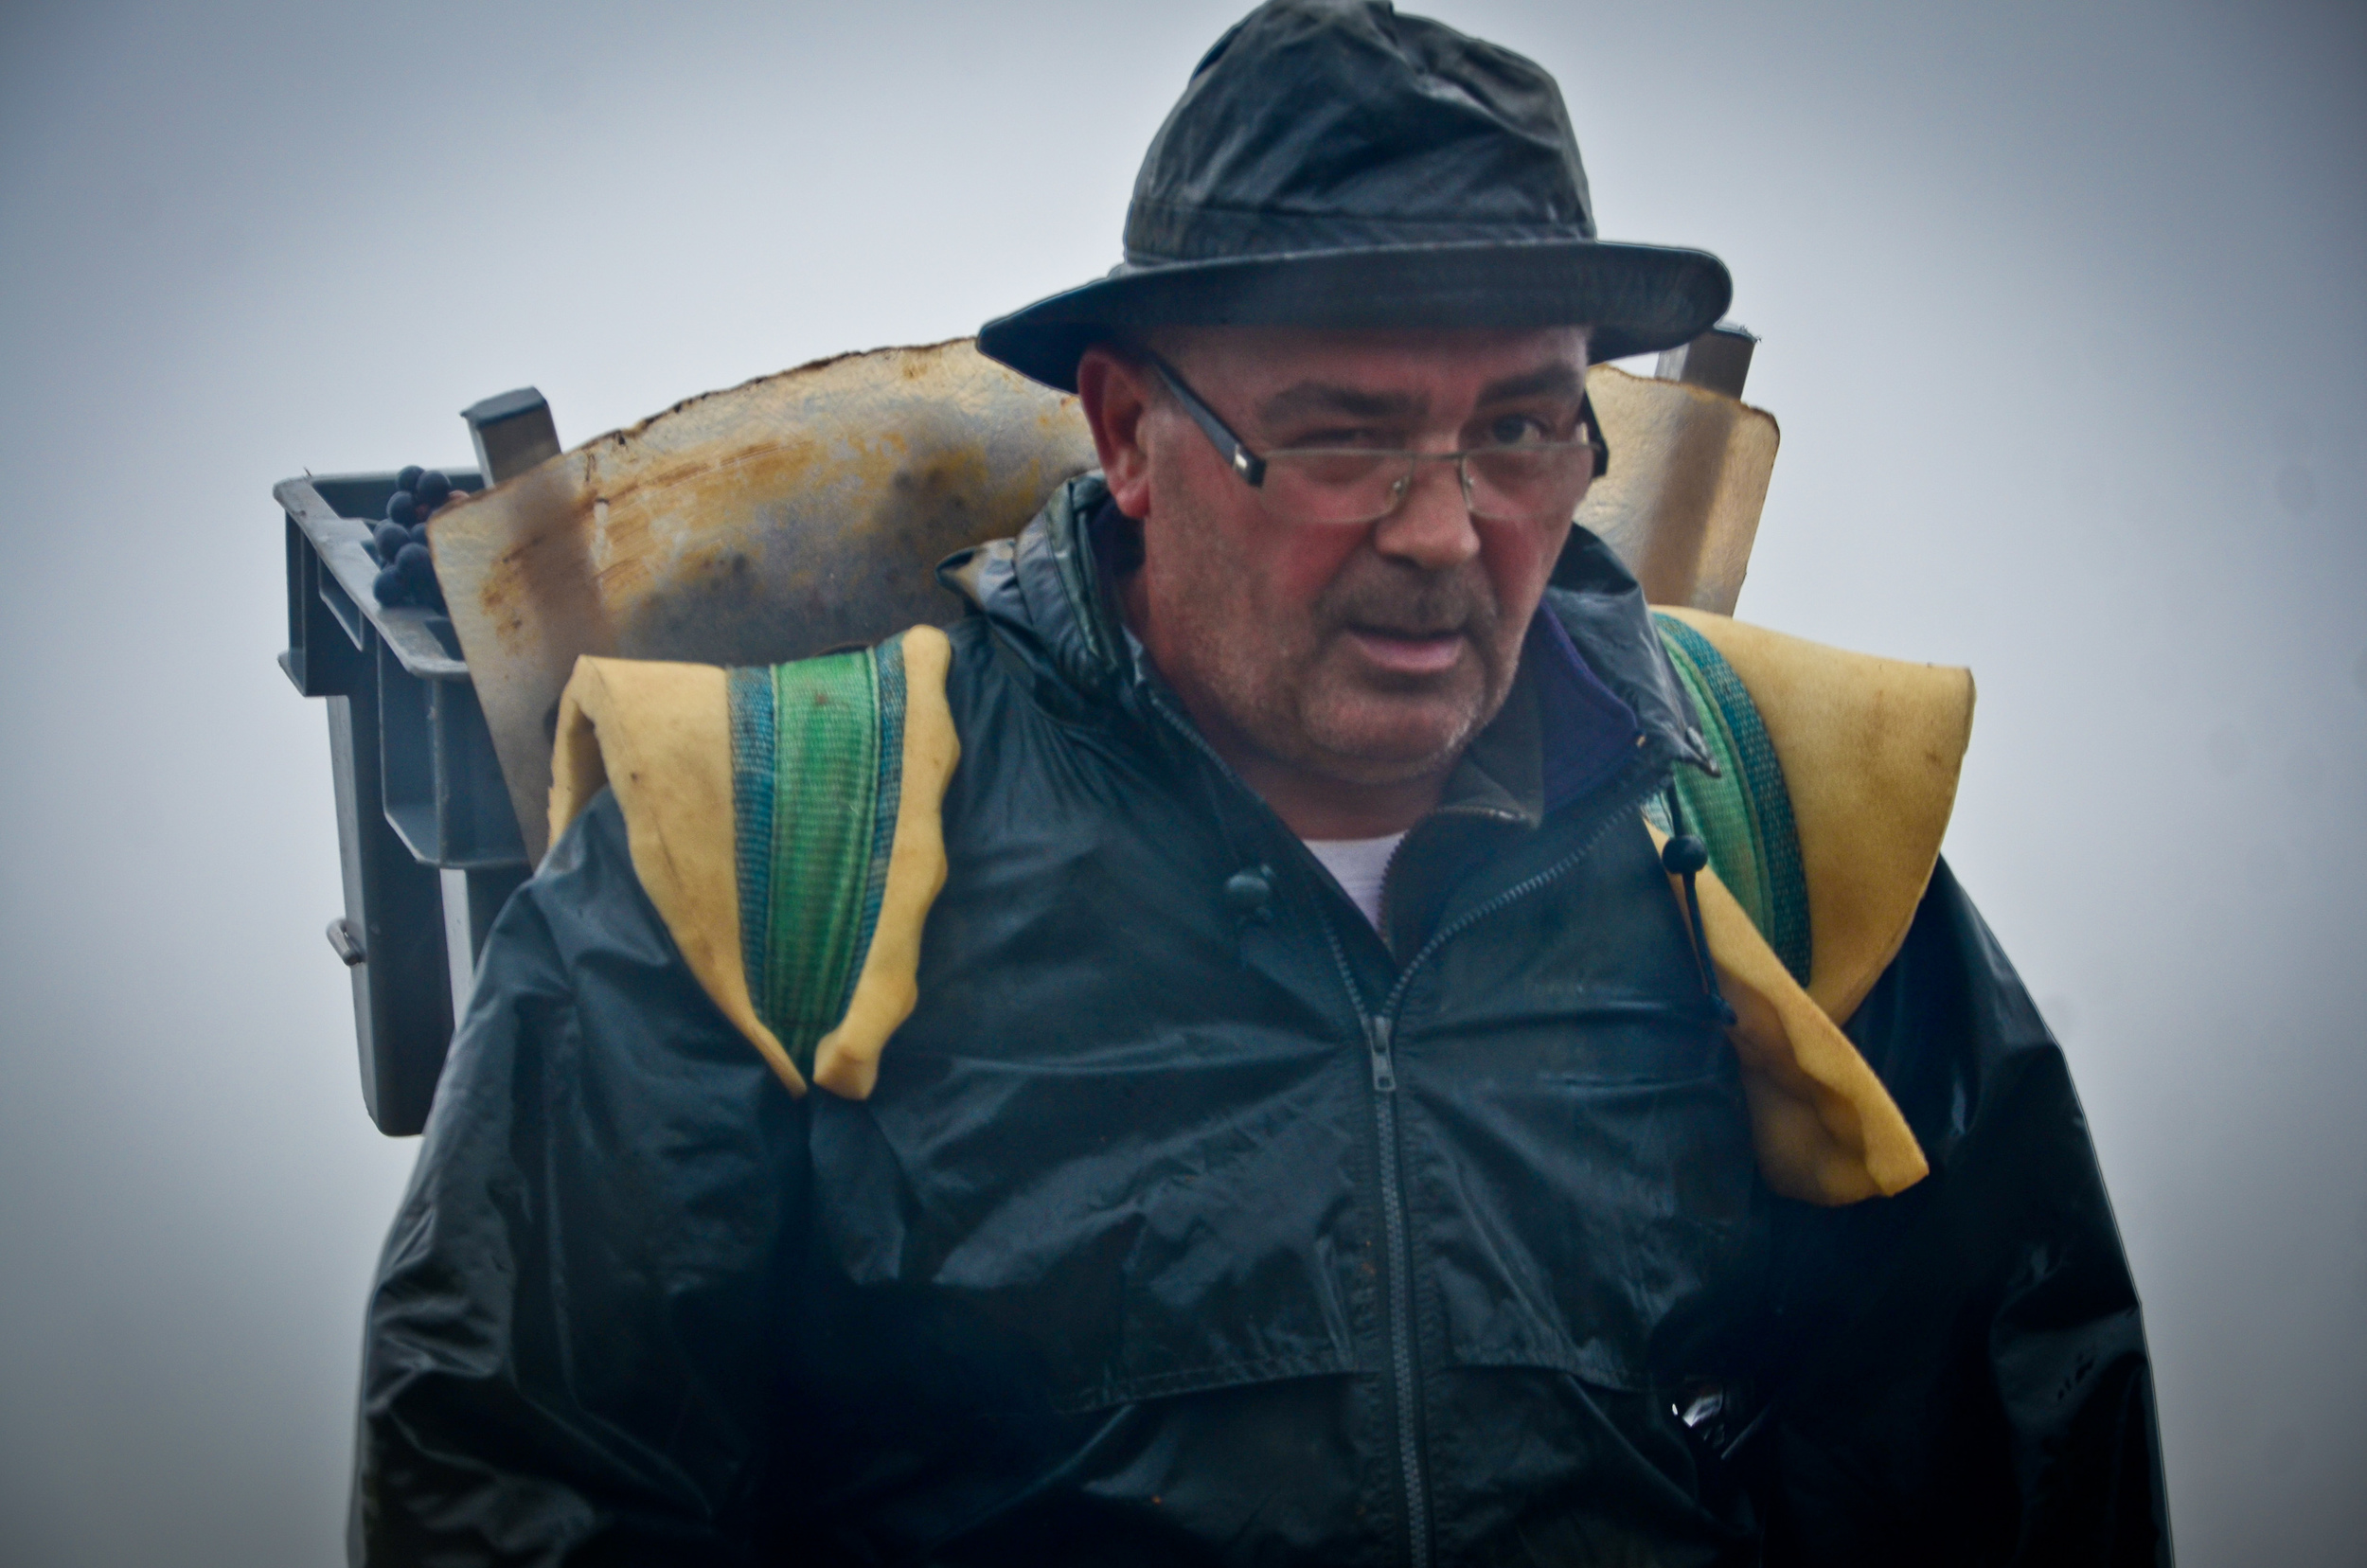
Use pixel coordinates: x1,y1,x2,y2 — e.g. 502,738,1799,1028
355,3,2169,1562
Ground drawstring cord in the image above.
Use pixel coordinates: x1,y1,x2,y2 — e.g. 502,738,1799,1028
1660,787,1737,1028
1149,680,1278,934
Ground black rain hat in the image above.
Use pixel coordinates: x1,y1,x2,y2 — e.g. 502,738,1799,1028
978,0,1733,393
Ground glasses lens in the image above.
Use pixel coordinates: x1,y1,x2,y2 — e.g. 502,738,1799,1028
1260,452,1413,526
1255,442,1596,526
1467,445,1593,521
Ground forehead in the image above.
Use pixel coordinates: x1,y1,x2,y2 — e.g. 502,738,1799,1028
1154,323,1592,401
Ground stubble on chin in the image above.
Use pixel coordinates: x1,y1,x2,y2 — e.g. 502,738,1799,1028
1279,650,1490,785
1226,626,1508,792
1277,565,1515,777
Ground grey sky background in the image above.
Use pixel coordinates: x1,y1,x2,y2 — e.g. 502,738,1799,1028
0,1,2359,1562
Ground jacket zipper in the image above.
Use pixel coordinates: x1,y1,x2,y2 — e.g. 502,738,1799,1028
1377,756,1666,1024
1372,798,1516,952
1363,1011,1429,1566
1323,756,1666,1568
1143,679,1669,1568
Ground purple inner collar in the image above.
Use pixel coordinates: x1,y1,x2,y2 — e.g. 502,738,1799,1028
1532,608,1642,813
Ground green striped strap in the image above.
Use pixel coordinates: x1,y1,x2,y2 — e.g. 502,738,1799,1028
726,635,910,1083
1651,614,1813,985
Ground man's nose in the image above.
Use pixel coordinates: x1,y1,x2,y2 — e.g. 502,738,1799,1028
1368,456,1482,570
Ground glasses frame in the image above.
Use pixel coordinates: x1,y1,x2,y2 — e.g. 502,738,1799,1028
1147,354,1611,528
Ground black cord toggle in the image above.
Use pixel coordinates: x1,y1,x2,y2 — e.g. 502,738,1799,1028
1223,865,1275,924
1660,811,1738,1028
1660,833,1709,877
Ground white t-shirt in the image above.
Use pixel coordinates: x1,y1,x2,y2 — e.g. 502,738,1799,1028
1302,833,1406,932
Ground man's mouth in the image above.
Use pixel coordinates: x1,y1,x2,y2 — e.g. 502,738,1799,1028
1344,625,1467,675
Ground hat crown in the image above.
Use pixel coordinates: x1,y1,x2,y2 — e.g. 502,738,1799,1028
1124,0,1596,264
975,0,1731,392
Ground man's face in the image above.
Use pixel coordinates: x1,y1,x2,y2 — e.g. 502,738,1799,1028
1082,324,1589,824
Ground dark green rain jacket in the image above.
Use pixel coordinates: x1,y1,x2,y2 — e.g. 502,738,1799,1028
354,478,2171,1565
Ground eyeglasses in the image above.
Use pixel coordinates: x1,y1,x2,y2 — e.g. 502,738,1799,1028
1149,356,1609,529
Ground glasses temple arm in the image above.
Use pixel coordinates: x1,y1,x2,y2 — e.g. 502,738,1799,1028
1149,357,1268,487
1578,389,1610,480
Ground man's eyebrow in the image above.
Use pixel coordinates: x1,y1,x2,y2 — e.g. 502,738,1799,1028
1474,363,1586,403
1255,383,1427,425
1252,364,1586,428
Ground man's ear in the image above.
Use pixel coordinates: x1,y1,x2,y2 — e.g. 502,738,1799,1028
1076,344,1156,520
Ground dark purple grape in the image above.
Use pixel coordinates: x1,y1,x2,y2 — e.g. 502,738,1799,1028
374,521,409,561
372,565,408,605
395,542,436,596
385,490,418,526
414,471,453,511
408,522,432,548
396,465,424,493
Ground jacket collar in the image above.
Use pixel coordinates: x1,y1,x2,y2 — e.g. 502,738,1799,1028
937,473,1711,809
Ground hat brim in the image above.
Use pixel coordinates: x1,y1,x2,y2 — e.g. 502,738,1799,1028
977,238,1732,392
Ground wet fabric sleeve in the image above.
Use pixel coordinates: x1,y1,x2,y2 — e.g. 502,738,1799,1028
1757,859,2173,1564
352,790,804,1566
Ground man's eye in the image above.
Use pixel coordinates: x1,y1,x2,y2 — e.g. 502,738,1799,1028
1486,414,1554,446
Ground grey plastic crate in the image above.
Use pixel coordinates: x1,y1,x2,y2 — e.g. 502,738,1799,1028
278,469,529,1135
